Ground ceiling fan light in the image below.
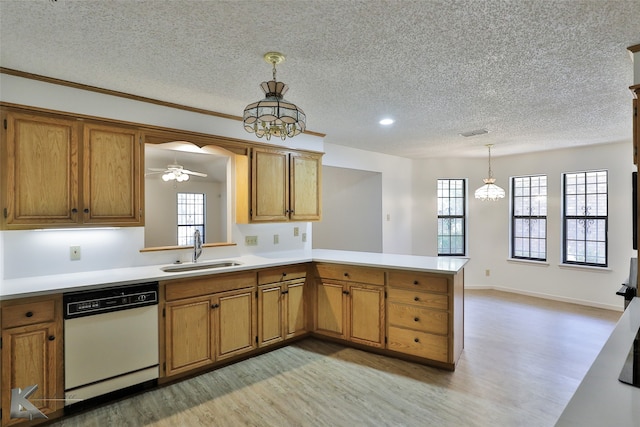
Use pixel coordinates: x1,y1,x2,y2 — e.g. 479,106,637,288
162,173,171,182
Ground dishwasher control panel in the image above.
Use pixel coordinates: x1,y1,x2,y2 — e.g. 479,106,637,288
63,282,158,319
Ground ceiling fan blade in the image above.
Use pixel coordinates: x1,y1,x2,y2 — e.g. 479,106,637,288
182,169,208,177
148,167,167,172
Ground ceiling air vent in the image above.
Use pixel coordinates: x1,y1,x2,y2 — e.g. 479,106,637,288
459,129,489,137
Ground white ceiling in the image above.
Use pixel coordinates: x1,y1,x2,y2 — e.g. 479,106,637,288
1,0,639,158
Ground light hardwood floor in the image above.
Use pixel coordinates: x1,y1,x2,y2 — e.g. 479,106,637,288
50,290,621,427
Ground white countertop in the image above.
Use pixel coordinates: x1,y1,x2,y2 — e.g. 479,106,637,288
0,249,468,300
555,297,640,426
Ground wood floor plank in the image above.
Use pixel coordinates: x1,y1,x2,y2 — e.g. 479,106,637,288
50,290,621,426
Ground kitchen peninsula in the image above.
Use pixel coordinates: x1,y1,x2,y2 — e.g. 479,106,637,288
0,250,466,426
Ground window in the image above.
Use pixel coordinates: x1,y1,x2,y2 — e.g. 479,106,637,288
563,170,608,267
437,179,466,256
177,193,205,246
511,175,547,261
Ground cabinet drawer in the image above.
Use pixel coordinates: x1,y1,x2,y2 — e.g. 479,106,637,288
387,271,448,293
165,271,256,301
2,299,57,328
387,288,448,310
258,265,307,285
388,326,449,362
388,303,448,335
314,263,384,286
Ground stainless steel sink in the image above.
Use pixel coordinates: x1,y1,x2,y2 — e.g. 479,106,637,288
161,260,242,273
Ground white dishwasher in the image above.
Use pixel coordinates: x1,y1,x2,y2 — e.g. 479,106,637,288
63,282,159,411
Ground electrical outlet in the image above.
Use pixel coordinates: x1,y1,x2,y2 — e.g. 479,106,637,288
302,232,307,243
70,246,81,261
485,269,490,277
293,227,299,237
245,235,258,246
273,234,279,244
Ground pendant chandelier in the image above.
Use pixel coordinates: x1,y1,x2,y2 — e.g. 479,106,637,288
474,144,505,201
243,52,306,141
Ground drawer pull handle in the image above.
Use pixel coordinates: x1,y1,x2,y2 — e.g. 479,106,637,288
413,280,419,285
48,335,55,341
414,297,420,302
25,311,34,318
414,317,420,322
414,338,420,343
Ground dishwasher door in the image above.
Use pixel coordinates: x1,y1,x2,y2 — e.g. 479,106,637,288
64,304,159,402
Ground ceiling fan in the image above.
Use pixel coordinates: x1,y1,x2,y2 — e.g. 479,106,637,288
147,164,207,182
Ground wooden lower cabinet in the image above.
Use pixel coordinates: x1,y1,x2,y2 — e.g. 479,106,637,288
0,296,64,426
257,265,308,347
164,296,214,377
214,288,256,360
161,272,257,379
387,270,463,367
313,263,385,349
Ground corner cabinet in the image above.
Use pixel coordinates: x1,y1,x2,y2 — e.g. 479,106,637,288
244,147,321,222
1,295,64,426
1,109,143,229
313,263,386,348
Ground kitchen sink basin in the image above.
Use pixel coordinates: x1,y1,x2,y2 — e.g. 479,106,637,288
161,260,242,273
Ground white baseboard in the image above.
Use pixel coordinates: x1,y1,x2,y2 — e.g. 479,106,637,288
465,284,624,312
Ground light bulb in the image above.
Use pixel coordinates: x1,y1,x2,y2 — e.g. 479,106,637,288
162,174,171,182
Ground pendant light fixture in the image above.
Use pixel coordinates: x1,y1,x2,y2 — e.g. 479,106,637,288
474,144,505,201
243,52,306,141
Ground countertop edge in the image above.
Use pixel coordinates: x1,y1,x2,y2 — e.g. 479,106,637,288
0,250,468,300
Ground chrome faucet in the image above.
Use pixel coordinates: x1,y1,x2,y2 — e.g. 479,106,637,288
193,229,202,263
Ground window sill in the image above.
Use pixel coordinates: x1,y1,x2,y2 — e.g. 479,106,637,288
507,258,549,266
558,263,611,272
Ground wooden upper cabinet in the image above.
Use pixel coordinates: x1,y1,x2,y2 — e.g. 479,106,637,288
248,146,322,223
251,147,289,221
83,123,142,225
290,151,321,221
1,109,144,228
3,111,79,227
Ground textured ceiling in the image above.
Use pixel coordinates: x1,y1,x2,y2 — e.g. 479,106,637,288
1,0,639,158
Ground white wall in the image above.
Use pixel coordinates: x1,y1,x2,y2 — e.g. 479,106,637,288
413,141,636,310
313,166,383,252
321,143,414,254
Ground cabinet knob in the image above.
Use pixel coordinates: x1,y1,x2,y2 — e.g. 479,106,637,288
413,280,419,285
211,304,220,309
84,208,90,214
48,335,56,341
343,272,349,277
71,208,78,214
282,272,287,277
414,317,420,322
342,290,350,295
414,297,420,302
25,311,33,318
414,338,420,343
281,290,289,295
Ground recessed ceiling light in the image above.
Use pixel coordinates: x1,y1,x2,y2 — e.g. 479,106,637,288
379,118,394,125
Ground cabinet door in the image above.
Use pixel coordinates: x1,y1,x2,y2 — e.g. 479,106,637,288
3,112,79,227
289,152,321,221
251,147,289,221
83,123,143,225
1,322,63,426
164,296,214,376
315,280,346,339
214,289,256,360
285,280,306,339
348,284,385,348
258,284,284,347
